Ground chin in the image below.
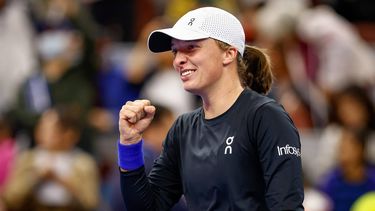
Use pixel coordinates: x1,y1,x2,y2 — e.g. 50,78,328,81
183,85,199,95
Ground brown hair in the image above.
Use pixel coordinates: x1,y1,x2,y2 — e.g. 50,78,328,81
54,105,83,133
216,41,273,95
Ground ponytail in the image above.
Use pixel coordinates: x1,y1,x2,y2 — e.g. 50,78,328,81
238,45,273,95
215,40,273,95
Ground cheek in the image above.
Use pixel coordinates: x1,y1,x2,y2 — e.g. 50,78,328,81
200,57,222,77
194,48,218,66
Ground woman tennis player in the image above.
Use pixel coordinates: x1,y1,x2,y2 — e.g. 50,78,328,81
117,7,304,210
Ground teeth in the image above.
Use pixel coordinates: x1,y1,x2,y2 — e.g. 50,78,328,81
181,70,193,76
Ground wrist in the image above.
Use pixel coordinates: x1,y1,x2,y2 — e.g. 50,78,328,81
117,139,144,171
120,134,142,145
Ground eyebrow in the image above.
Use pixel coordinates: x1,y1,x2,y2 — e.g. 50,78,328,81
171,39,203,48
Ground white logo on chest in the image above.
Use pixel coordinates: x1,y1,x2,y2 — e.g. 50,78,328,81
224,136,234,155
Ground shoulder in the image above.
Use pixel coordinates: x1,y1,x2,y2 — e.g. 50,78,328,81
173,107,202,128
240,89,288,122
255,100,289,120
247,92,299,141
241,89,290,122
241,89,275,110
238,89,293,126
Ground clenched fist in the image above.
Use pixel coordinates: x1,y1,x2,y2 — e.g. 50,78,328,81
119,100,156,145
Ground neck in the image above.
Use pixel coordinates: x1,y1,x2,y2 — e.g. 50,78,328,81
194,61,244,119
201,83,244,119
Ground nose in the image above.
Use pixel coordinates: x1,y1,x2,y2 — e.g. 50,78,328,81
173,51,187,69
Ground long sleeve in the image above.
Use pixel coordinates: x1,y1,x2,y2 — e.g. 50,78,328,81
252,102,304,210
120,123,183,211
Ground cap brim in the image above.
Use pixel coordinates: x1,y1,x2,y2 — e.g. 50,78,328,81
147,27,210,53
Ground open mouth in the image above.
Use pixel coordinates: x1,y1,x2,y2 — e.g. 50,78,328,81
180,69,195,77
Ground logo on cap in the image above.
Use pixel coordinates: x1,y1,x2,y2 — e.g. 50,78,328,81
188,18,195,26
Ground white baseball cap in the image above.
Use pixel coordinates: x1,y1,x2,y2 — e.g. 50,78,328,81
148,7,245,56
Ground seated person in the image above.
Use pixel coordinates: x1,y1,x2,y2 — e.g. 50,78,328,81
1,106,100,211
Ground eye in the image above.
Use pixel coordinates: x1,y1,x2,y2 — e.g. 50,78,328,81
187,44,196,51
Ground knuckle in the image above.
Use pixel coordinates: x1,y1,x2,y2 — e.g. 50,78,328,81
136,99,150,106
141,99,150,104
125,101,134,106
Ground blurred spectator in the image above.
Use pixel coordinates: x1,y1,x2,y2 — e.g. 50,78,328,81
314,85,375,181
329,85,375,131
295,5,375,94
257,0,375,94
106,104,187,211
318,127,375,211
90,17,165,133
1,106,100,211
255,0,375,127
320,0,375,44
279,85,314,130
89,40,143,134
10,27,95,151
29,0,99,79
0,0,38,115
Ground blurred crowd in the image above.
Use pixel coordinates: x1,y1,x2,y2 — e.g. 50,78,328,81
0,0,374,210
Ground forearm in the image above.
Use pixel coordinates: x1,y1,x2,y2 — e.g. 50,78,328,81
118,140,182,211
264,159,305,210
118,139,157,210
120,166,157,211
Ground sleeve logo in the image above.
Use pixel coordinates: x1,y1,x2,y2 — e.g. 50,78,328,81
277,144,301,157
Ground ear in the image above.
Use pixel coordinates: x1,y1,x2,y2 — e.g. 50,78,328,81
222,47,238,65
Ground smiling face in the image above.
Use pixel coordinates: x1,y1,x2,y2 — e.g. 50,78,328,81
171,38,226,95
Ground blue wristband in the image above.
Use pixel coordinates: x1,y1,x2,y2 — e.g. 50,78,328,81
117,140,144,171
